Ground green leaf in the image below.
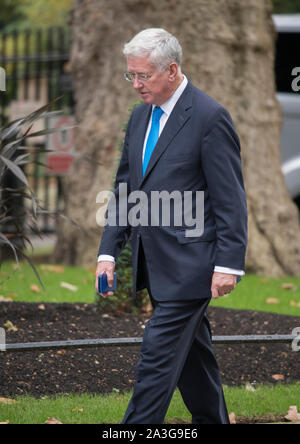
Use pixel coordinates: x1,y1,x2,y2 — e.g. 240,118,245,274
0,233,19,263
1,138,24,156
22,96,63,125
26,125,76,139
0,155,29,186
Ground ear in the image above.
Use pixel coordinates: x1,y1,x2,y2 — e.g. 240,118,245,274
168,62,178,81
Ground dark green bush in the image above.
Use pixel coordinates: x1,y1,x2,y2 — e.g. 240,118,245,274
0,98,62,278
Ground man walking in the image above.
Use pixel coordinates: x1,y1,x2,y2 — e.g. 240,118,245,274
96,28,247,424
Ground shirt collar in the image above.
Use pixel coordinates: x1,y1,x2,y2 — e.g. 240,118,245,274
153,75,188,117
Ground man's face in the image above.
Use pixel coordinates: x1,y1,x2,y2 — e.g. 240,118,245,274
126,56,172,106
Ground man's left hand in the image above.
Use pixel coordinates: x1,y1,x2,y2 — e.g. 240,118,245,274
211,272,236,299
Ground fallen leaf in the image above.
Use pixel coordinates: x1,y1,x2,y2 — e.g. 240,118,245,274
266,298,279,304
0,296,13,303
0,397,17,404
30,284,40,293
0,420,10,424
60,282,78,292
3,321,18,332
245,382,256,392
41,265,64,273
272,374,284,381
260,278,270,284
290,300,300,308
229,412,236,424
45,417,63,424
56,349,67,356
38,304,45,310
281,283,296,291
141,302,153,314
72,406,84,413
284,406,300,422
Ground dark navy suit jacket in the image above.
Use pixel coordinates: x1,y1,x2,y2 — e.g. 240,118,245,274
98,81,248,301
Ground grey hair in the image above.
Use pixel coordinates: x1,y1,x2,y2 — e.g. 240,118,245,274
123,28,182,72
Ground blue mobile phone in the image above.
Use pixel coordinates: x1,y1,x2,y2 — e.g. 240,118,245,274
98,273,117,293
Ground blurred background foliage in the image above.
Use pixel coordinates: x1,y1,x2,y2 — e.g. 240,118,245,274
0,0,300,34
0,1,72,102
272,0,300,13
0,0,72,32
0,0,299,59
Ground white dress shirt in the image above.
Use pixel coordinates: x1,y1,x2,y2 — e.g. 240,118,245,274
98,75,244,277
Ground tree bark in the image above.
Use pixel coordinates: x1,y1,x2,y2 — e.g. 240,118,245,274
53,0,300,276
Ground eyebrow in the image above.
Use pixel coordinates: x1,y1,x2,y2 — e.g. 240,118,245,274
128,71,151,75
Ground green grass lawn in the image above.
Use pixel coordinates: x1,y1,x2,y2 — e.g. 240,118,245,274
1,260,300,316
210,274,300,316
1,260,300,424
0,261,96,304
0,384,299,424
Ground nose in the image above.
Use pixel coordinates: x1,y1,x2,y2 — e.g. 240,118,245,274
132,76,143,88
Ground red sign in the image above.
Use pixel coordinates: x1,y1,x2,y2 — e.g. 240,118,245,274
46,115,75,175
46,155,73,174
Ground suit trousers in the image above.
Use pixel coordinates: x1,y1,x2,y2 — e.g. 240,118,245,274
122,240,229,424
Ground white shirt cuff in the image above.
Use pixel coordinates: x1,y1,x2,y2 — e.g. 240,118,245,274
97,254,115,263
214,266,245,276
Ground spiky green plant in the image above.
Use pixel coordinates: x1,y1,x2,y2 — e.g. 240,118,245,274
0,97,64,284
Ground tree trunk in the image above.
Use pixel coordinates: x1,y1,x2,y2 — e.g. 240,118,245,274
53,0,300,276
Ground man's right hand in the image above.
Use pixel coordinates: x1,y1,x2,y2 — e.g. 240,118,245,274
95,261,115,298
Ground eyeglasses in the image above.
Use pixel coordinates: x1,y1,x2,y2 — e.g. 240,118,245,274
124,72,153,83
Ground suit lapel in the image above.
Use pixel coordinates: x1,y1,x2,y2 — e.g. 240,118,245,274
138,81,194,189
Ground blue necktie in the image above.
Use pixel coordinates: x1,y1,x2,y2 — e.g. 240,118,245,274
143,106,164,176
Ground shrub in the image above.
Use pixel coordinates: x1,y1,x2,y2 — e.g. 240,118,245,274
0,97,64,284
